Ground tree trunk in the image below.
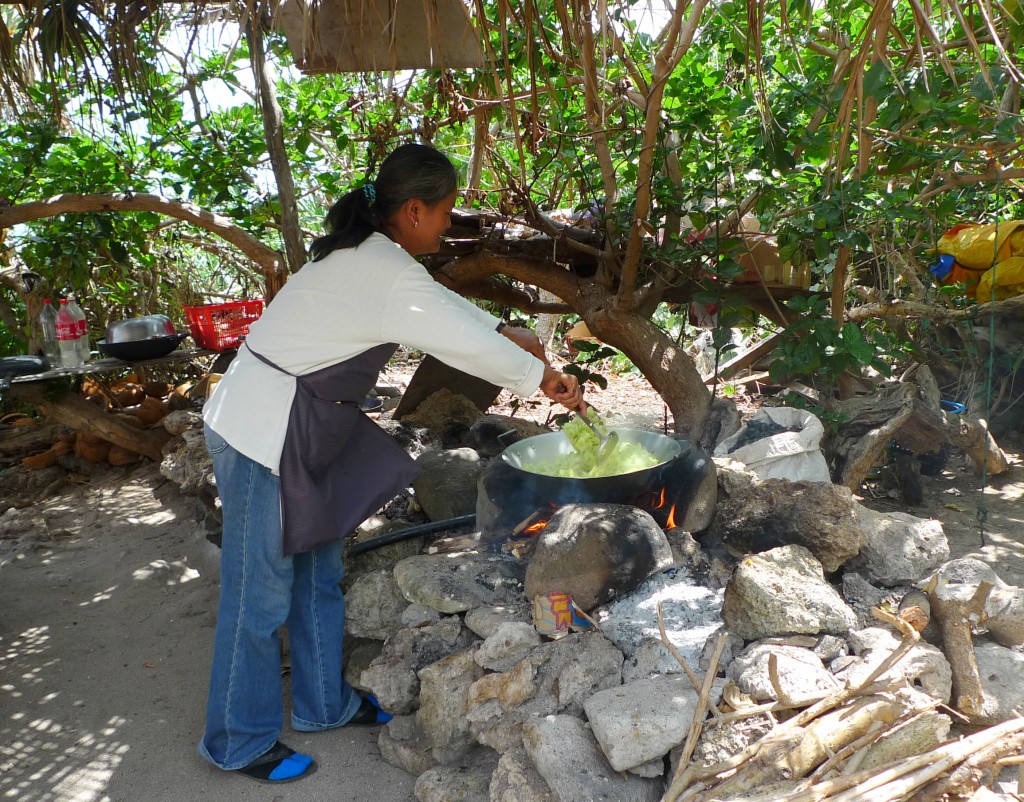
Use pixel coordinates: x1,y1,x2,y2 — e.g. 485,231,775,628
246,0,306,275
438,249,713,440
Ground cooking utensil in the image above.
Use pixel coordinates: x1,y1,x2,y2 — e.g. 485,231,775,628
0,355,50,394
502,427,685,484
96,332,189,361
105,315,176,344
574,411,620,464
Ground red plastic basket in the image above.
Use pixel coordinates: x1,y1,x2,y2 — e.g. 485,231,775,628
185,300,264,351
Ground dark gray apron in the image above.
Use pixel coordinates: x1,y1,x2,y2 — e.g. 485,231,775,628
247,343,421,556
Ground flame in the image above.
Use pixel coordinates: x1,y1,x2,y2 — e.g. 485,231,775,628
665,504,677,530
649,487,667,510
525,520,549,534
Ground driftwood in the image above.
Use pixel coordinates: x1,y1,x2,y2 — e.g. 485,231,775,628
826,382,945,489
927,572,995,719
826,378,1009,490
10,384,171,462
660,608,1024,802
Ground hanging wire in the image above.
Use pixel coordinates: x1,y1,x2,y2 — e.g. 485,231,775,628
975,169,1003,545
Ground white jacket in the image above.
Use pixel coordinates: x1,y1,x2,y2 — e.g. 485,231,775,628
203,233,545,472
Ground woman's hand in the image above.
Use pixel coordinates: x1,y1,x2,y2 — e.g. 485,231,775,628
540,366,583,410
499,325,549,365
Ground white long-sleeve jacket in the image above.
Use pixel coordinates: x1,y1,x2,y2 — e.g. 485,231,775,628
203,232,545,472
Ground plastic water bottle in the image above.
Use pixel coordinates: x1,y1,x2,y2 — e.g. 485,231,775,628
56,299,84,369
39,299,61,368
67,296,89,362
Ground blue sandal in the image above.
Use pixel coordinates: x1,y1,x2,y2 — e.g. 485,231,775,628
234,741,317,784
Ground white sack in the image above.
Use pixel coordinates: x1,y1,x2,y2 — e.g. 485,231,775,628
714,407,831,483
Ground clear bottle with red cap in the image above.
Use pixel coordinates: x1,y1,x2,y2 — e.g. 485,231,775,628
56,299,84,368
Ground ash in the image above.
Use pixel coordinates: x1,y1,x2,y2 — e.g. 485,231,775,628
595,566,723,668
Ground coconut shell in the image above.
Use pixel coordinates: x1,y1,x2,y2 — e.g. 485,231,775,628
114,384,146,407
142,381,172,399
77,430,107,446
134,396,167,427
22,449,58,470
107,445,142,466
75,439,110,463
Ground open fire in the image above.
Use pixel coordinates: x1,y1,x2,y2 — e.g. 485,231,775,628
476,436,711,543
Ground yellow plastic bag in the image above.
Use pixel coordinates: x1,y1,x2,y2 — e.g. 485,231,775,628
939,221,1024,270
976,256,1024,302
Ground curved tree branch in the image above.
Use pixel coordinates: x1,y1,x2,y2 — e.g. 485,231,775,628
0,193,287,300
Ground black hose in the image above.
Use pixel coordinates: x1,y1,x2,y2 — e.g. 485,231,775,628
347,513,477,556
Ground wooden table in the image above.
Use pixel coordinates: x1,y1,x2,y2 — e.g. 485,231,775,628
9,348,218,461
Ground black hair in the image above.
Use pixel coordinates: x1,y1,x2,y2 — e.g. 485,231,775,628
309,143,459,261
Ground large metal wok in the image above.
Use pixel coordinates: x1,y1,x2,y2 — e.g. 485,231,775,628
500,427,688,503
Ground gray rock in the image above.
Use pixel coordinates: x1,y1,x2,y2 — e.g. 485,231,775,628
465,604,533,639
418,647,486,765
344,640,383,692
467,633,623,753
159,428,212,495
722,545,858,640
162,409,202,436
489,747,556,802
525,504,673,611
710,479,865,573
837,626,952,703
414,749,500,802
476,623,542,673
469,416,550,459
378,715,436,777
596,569,722,671
813,634,848,662
403,603,444,628
360,616,476,715
622,641,678,683
699,625,745,674
395,552,526,614
975,641,1024,723
678,453,718,534
727,643,840,704
690,712,774,768
851,506,950,587
585,674,715,772
841,572,896,626
522,715,662,802
345,569,409,639
413,448,486,521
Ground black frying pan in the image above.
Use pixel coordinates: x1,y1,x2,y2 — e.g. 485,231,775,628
0,355,50,394
96,333,189,361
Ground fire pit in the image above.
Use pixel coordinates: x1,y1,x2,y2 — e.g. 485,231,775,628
476,428,714,538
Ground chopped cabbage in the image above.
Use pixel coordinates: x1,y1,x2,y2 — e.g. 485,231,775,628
522,409,662,478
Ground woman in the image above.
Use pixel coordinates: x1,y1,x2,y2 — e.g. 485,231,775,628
198,143,582,784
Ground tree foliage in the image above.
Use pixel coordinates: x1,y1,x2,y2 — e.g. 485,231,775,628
1,0,1023,434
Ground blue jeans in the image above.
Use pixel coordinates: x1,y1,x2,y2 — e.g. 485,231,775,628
198,426,362,770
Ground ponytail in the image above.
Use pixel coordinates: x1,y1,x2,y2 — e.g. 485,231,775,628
310,143,459,262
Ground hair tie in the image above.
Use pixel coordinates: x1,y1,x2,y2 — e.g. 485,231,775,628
362,184,376,204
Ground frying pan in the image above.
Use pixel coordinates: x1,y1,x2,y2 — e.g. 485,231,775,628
96,333,189,361
0,355,50,394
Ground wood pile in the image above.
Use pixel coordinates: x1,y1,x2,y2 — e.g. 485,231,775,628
659,608,1023,802
14,375,194,468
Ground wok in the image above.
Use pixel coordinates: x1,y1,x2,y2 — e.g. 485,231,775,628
500,428,688,503
0,355,50,393
97,332,189,361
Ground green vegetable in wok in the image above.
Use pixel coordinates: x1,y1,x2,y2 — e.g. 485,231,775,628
528,410,662,478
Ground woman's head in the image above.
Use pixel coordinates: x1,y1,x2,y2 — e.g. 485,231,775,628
310,144,459,261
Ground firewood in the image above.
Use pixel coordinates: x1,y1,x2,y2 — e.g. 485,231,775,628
927,574,994,718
